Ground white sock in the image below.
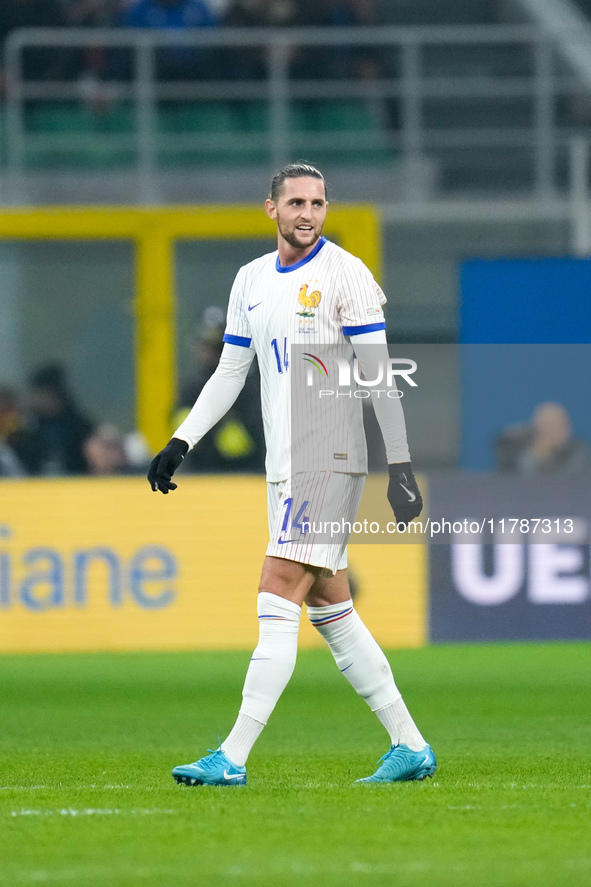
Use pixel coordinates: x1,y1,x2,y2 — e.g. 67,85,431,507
308,599,426,751
220,713,264,768
221,592,301,766
374,698,426,752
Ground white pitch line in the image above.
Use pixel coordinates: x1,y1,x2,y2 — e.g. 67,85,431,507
0,786,50,791
8,808,176,817
1,784,132,791
451,782,591,790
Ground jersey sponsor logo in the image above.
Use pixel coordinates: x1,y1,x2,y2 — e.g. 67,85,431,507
366,306,383,316
248,301,263,311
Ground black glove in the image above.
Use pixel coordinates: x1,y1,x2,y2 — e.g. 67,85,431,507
147,438,189,494
387,461,423,524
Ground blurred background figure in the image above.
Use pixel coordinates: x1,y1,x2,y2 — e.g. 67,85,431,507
224,0,299,27
0,385,42,477
495,402,591,475
175,306,264,473
224,0,375,80
83,422,152,475
60,0,123,84
223,0,300,80
26,363,95,476
120,0,219,80
0,386,27,477
61,0,123,25
292,0,378,81
83,422,131,475
0,439,24,477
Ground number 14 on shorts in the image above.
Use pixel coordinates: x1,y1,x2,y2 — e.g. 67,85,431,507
279,497,310,543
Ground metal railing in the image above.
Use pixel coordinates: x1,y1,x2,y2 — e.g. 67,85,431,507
3,24,591,202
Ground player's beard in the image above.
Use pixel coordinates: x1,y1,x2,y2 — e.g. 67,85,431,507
277,217,323,251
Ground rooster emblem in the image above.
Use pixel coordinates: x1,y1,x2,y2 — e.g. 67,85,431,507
297,283,322,317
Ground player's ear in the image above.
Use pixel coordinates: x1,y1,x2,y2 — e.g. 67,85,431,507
265,198,277,221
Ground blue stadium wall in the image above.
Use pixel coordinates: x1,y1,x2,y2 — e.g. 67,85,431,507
459,258,591,471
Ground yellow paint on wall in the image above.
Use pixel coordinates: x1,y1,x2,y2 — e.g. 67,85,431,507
0,476,425,654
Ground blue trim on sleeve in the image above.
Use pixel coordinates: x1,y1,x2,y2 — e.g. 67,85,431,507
223,333,252,347
343,322,386,336
275,237,327,273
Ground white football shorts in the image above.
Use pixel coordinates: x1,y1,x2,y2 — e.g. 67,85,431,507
266,471,366,576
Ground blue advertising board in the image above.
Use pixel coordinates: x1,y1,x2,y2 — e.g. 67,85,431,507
428,474,591,642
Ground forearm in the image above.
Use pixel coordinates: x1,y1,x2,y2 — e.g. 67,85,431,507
352,330,411,464
173,344,254,449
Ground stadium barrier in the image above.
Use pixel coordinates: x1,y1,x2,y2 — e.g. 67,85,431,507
0,475,426,654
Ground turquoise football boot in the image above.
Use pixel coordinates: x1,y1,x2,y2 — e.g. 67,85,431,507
172,749,246,786
356,743,436,784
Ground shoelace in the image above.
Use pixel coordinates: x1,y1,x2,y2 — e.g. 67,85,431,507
376,744,399,765
197,748,226,773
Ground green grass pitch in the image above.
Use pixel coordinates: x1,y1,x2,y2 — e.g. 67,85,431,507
0,642,589,887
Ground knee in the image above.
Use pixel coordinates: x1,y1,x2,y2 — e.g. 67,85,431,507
258,557,314,602
305,568,351,609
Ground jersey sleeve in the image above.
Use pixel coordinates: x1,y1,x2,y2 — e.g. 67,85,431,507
222,267,254,349
173,344,254,449
352,329,411,463
337,258,387,337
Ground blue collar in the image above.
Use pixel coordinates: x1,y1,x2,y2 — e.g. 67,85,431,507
275,236,327,273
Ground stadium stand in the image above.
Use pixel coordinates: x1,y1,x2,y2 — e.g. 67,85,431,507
2,0,591,358
0,0,541,183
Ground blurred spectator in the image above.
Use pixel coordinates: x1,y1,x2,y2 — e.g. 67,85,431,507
175,307,264,473
495,402,591,476
0,385,41,477
224,0,299,27
122,430,153,472
225,0,373,27
223,0,299,80
84,423,133,475
83,423,151,476
120,0,219,80
225,0,376,80
61,0,123,25
59,0,123,82
299,0,377,81
0,387,26,477
26,363,95,475
0,441,24,478
301,0,378,80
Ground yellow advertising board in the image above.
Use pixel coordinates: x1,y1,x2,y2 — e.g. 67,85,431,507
0,476,426,654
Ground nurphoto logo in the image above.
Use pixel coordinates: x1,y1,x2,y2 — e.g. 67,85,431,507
303,353,418,398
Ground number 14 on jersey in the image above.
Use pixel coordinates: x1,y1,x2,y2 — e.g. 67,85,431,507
271,338,289,374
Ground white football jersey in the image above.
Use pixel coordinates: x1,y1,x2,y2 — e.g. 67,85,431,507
223,237,387,482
